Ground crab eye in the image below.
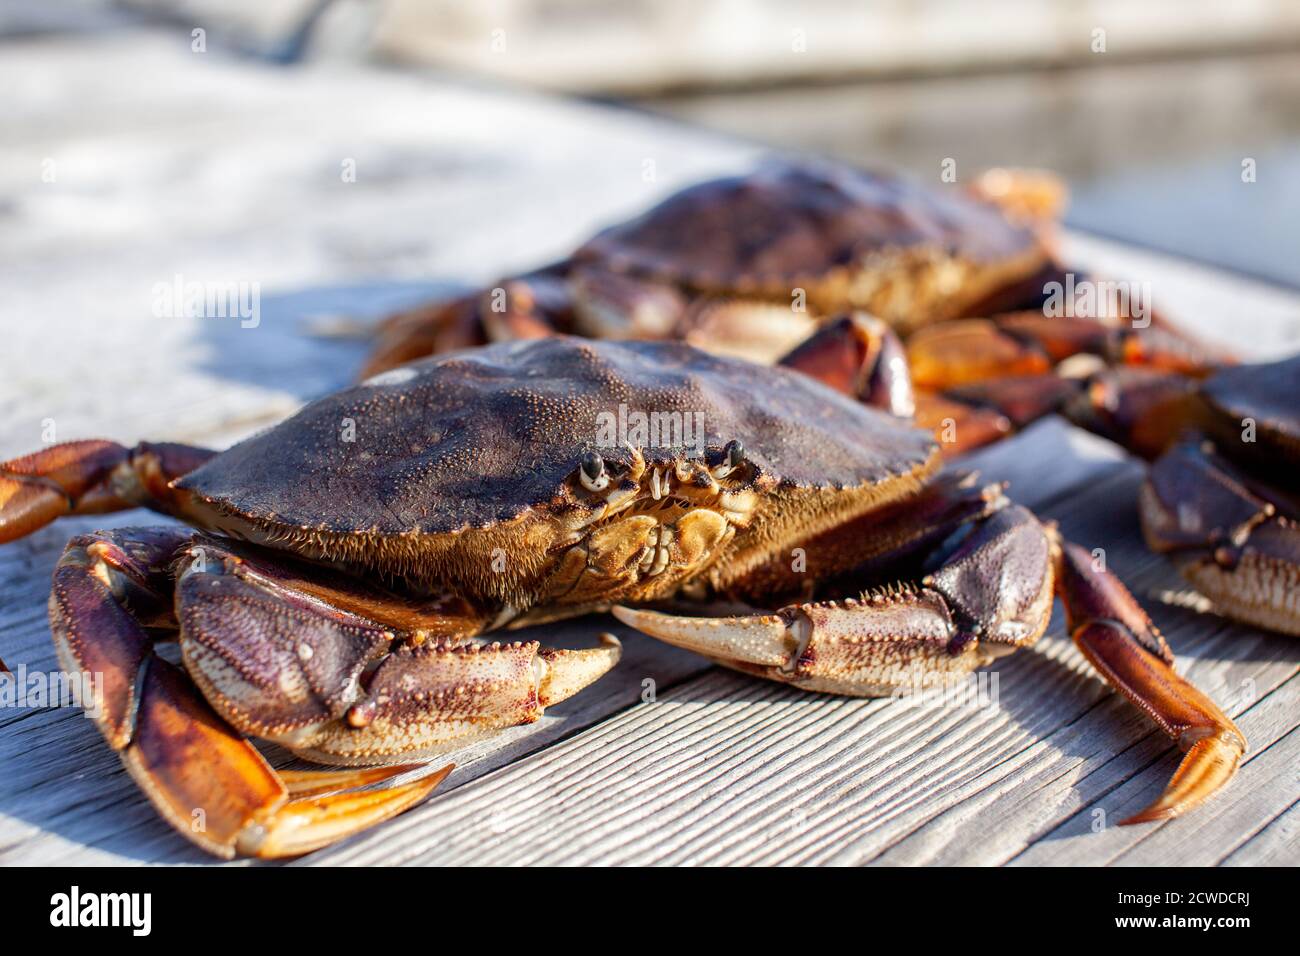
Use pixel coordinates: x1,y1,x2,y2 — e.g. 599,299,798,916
712,439,745,479
579,451,609,492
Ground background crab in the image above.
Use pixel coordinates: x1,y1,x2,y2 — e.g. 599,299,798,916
1072,355,1300,636
782,320,1300,639
361,162,1066,370
0,337,1244,858
359,160,1219,453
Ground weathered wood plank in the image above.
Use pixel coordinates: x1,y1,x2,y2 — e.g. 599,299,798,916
1220,794,1300,867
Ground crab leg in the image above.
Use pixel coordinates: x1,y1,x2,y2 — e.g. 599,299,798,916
716,471,1007,603
0,439,214,542
908,314,1220,394
616,503,1056,696
48,527,449,858
897,314,1225,455
616,498,1244,821
568,263,687,341
480,270,577,343
360,263,579,379
360,294,487,378
1053,537,1245,822
773,312,1029,453
127,658,451,859
1138,435,1300,636
572,260,822,363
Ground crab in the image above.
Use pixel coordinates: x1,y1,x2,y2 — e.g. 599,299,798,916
1062,354,1300,636
0,337,1245,858
361,161,1072,370
360,160,1218,457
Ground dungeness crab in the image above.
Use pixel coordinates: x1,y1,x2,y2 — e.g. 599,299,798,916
0,337,1244,857
360,161,1218,457
361,162,1068,373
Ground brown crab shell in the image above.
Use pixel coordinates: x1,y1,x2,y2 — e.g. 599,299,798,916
1199,354,1300,468
176,338,937,603
574,162,1048,328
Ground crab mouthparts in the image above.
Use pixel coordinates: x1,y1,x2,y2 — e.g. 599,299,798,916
549,451,759,608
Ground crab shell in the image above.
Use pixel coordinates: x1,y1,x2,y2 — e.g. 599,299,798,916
1136,354,1300,636
1198,354,1300,467
176,337,939,620
573,162,1050,334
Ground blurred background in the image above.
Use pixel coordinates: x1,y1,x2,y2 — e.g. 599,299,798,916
8,0,1297,287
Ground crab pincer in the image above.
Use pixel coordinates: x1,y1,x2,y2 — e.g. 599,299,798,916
1053,538,1245,823
615,480,1245,824
45,527,446,858
44,525,619,858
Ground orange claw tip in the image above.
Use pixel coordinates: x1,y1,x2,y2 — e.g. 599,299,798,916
1119,730,1245,826
278,762,438,798
239,762,454,859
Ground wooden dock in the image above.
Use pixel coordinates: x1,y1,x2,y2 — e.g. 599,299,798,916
1,29,1296,866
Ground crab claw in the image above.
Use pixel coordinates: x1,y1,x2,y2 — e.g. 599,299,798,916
777,312,915,418
128,658,452,859
613,606,793,671
1054,538,1246,824
47,527,457,859
537,634,623,706
617,505,1058,696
